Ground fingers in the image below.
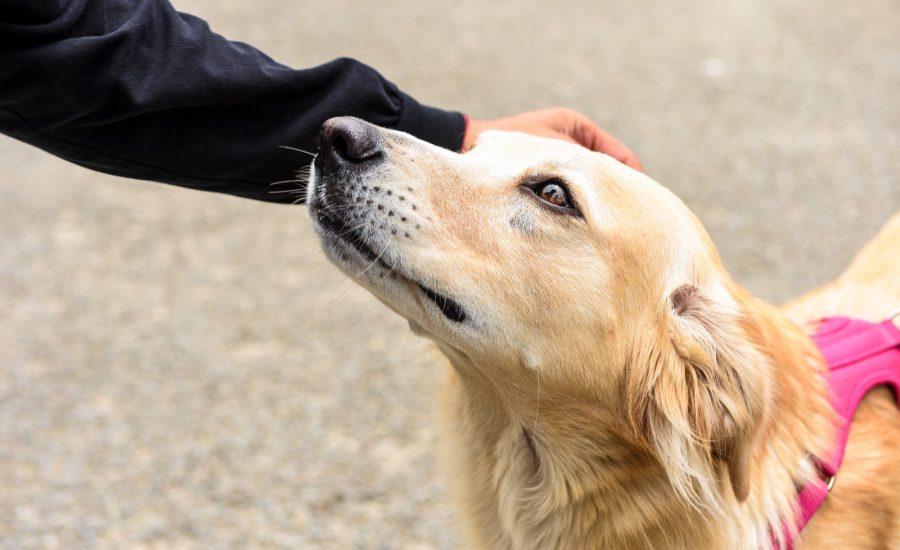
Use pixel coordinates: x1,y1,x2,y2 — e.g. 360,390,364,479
562,111,643,171
465,109,643,172
461,118,489,151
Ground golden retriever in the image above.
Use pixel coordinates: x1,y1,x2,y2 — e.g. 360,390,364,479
307,117,899,549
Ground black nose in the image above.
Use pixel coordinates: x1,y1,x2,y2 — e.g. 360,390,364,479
316,117,383,173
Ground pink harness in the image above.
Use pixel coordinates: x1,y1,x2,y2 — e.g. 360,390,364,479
778,315,900,549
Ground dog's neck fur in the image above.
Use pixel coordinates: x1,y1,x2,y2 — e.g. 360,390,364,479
439,288,835,550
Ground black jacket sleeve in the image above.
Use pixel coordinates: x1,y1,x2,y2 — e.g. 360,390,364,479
0,0,466,203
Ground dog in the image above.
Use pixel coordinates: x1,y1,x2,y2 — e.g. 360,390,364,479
307,116,899,549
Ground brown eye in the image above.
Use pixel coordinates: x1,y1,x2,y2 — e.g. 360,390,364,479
539,183,568,207
525,178,579,215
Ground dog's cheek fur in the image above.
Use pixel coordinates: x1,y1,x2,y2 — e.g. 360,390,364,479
626,283,768,509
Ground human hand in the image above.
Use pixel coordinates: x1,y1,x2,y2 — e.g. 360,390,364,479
462,108,642,171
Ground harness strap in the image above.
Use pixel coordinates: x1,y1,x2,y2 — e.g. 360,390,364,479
816,317,900,368
778,316,900,549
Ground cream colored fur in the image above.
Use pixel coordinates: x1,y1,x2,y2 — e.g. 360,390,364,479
309,125,899,549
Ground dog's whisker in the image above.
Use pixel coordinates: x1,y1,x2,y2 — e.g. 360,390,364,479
339,219,374,239
320,204,367,218
320,202,357,212
269,179,304,186
533,367,541,438
323,214,372,241
277,145,316,157
356,233,393,278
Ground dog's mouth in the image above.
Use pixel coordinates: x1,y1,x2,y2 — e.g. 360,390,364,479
314,210,468,324
316,210,390,269
416,283,468,323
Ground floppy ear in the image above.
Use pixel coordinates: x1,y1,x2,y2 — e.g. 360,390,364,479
627,283,768,506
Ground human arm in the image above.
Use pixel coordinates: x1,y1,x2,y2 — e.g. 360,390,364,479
0,0,466,203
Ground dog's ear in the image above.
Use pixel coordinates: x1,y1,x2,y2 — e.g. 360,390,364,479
627,283,767,506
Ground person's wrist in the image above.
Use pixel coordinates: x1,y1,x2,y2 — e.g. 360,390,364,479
461,116,489,151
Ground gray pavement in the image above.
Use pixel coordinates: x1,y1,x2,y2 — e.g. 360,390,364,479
1,0,898,548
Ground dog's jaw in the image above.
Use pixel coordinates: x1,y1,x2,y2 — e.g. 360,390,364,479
309,169,419,312
309,167,472,332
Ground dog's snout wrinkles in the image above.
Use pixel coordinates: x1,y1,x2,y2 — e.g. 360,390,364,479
317,117,383,174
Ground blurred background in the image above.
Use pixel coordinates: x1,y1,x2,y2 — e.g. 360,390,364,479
1,0,897,548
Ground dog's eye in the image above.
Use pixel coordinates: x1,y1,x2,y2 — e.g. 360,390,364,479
525,178,579,215
539,183,568,207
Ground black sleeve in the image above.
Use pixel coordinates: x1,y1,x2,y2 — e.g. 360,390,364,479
0,0,466,203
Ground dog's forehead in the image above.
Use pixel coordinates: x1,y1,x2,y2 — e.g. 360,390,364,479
470,130,588,163
466,132,715,263
465,130,610,184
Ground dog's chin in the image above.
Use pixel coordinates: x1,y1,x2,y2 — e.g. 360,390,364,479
309,173,469,326
309,174,388,272
312,209,402,285
311,210,469,326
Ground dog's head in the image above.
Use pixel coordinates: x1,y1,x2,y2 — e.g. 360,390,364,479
309,117,770,505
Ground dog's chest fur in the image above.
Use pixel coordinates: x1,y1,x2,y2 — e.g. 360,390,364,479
438,374,731,550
